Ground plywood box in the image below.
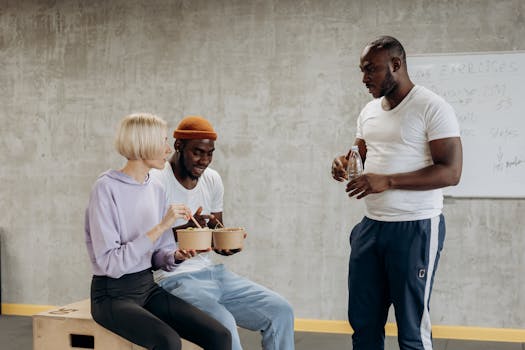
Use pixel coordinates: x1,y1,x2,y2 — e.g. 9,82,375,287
33,299,201,350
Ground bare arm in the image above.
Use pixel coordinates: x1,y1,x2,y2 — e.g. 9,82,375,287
347,137,462,198
390,137,462,190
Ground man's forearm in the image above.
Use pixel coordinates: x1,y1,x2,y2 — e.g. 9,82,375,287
387,163,461,191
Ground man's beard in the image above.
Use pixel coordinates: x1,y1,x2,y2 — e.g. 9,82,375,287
179,152,201,181
379,69,397,97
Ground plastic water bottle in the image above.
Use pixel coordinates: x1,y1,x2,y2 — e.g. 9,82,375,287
347,145,363,180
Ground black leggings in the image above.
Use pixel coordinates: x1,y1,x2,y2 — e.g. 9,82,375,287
91,269,231,350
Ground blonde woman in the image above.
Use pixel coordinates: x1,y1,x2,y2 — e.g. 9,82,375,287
85,113,231,350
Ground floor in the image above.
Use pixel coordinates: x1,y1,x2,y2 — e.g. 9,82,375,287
1,315,523,349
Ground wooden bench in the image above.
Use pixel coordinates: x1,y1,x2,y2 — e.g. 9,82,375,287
33,299,202,349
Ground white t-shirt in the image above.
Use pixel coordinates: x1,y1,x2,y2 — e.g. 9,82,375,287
150,162,224,281
356,85,460,221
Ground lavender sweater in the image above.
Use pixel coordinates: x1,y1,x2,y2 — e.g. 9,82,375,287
85,170,177,278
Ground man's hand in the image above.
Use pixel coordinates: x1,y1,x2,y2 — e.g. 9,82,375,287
346,173,390,199
174,248,197,262
188,206,214,228
332,155,349,182
214,248,242,256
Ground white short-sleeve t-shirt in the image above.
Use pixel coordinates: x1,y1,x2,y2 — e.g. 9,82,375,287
150,162,224,281
356,85,460,221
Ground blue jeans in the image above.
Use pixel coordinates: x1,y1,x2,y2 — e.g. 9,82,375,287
158,264,295,350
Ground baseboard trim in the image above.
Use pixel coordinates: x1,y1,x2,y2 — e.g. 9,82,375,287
3,303,524,343
2,303,56,316
295,319,525,343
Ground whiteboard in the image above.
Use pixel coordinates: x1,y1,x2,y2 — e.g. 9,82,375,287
407,52,525,198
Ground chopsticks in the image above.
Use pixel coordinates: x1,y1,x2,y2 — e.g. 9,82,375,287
214,217,225,228
190,215,224,229
190,216,202,229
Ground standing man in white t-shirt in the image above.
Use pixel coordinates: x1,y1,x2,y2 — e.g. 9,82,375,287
150,115,294,350
331,36,463,350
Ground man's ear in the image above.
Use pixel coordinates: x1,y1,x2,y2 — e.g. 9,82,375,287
391,56,402,72
174,139,183,152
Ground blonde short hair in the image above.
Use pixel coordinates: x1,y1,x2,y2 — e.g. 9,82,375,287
115,113,167,160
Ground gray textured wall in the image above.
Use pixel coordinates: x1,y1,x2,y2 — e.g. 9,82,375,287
1,0,524,329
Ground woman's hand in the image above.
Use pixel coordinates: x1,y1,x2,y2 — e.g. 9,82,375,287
160,204,191,231
148,204,191,243
174,248,198,263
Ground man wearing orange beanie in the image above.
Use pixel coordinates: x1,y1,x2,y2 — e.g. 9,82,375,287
151,116,295,350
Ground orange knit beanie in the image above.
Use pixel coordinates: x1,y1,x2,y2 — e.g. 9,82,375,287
173,115,217,140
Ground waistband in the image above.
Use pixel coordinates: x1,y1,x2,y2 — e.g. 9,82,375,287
91,268,156,299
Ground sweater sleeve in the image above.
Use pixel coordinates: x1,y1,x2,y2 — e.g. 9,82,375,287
150,184,178,271
151,228,178,271
87,182,154,278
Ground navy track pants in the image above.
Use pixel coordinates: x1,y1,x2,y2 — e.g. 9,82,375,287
348,215,445,350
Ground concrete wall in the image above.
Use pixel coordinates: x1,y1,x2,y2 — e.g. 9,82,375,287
1,0,524,329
